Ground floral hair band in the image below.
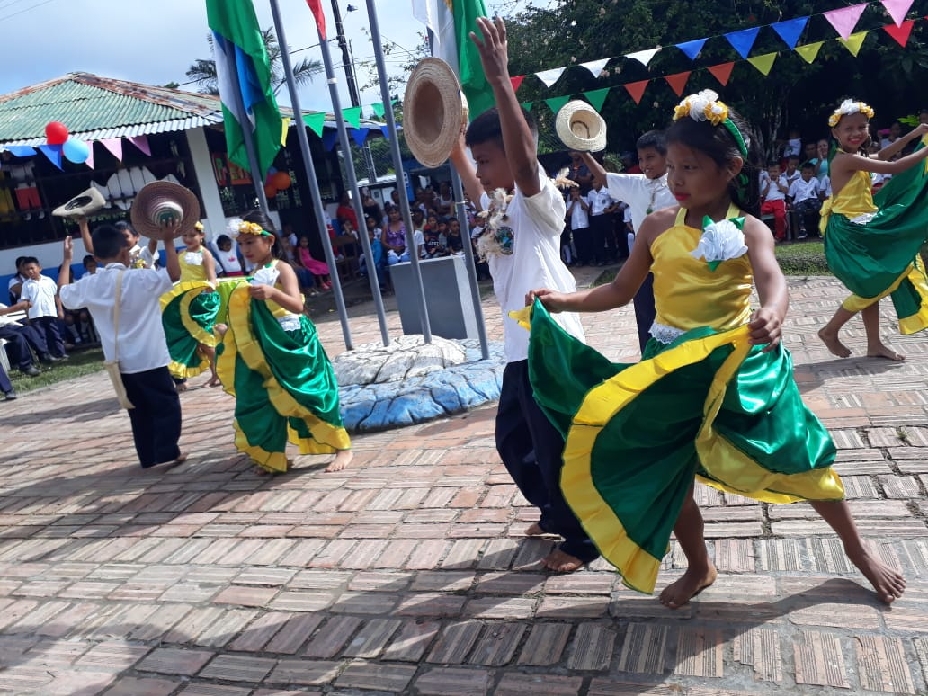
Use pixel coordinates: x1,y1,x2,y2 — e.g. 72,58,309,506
228,218,272,238
828,99,875,127
673,89,749,159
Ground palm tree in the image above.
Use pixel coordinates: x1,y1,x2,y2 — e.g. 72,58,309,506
185,28,323,96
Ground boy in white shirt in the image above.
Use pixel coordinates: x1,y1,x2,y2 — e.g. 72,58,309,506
450,16,597,573
59,224,186,470
79,217,157,269
788,161,822,239
587,180,616,264
567,187,592,265
760,162,789,241
0,256,68,360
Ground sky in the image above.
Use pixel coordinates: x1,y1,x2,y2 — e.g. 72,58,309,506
0,0,548,114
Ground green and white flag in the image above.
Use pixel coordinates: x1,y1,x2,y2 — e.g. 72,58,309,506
206,0,283,177
411,0,494,119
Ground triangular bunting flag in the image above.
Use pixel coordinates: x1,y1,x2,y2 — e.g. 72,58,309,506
839,30,868,56
824,4,867,40
795,41,824,64
510,75,524,92
342,106,362,130
583,87,611,112
521,102,533,112
127,135,150,156
708,62,735,86
322,130,339,151
379,125,389,139
579,58,610,78
772,17,809,49
881,0,913,26
535,67,566,87
544,95,571,114
725,27,761,59
625,48,659,67
370,102,385,118
85,142,94,170
664,71,692,97
350,128,368,147
303,112,326,137
747,52,777,76
675,39,706,61
624,80,649,104
101,138,122,161
38,145,63,171
883,19,914,46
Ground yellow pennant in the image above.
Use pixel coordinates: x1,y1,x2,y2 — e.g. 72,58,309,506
795,41,824,64
839,31,868,57
747,52,777,76
281,118,291,146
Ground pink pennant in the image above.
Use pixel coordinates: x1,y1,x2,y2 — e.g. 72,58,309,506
881,0,914,26
824,4,867,40
101,138,122,161
128,135,151,156
85,142,95,169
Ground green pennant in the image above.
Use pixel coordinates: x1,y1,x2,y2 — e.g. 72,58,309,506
521,101,533,112
544,95,571,114
370,102,385,119
584,87,611,112
302,112,326,138
342,105,363,129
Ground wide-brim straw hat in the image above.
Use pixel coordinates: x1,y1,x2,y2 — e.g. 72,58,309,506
130,181,201,239
404,58,468,168
556,100,607,153
52,187,106,218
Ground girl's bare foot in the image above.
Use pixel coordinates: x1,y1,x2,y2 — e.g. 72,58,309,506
175,382,188,393
540,548,585,573
659,563,718,609
818,328,852,358
525,522,559,538
326,449,353,473
215,324,228,337
209,376,222,388
846,546,906,603
867,342,905,361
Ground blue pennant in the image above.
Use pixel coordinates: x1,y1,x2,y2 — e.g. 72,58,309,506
725,27,761,59
350,128,369,147
771,17,809,49
675,39,707,61
322,131,339,151
38,144,63,170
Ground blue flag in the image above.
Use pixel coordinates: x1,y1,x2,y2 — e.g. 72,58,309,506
772,17,809,49
725,27,761,59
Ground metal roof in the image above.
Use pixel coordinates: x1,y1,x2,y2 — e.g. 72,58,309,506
0,72,386,148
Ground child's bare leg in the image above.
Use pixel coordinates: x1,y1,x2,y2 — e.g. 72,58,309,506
818,306,855,358
659,485,717,608
326,449,353,473
201,344,221,387
810,499,905,603
861,301,904,361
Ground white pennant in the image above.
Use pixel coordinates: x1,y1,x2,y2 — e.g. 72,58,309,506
534,67,566,87
625,48,660,67
579,58,610,78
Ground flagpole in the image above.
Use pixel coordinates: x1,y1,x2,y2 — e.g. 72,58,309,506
450,169,490,360
268,0,356,351
364,0,432,344
225,55,271,218
313,10,394,347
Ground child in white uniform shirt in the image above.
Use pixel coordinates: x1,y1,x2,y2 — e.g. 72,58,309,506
788,161,823,239
59,225,186,469
0,256,67,360
450,16,597,573
567,187,592,265
760,162,789,241
587,180,616,264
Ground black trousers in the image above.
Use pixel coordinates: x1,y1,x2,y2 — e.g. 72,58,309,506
120,367,183,468
0,326,37,371
572,226,594,265
0,362,12,394
32,316,65,358
633,272,657,357
495,360,599,563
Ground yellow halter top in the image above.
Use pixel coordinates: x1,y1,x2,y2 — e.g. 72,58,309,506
179,250,208,283
651,206,754,333
819,170,877,233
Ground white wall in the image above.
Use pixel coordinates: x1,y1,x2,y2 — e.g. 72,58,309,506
186,127,227,242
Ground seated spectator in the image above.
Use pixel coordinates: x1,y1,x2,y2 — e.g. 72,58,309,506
423,225,442,258
335,191,358,231
359,223,389,291
294,236,332,291
446,218,464,254
381,206,407,258
212,235,246,277
0,303,42,376
1,257,67,361
0,360,15,401
400,210,426,261
784,155,801,187
7,257,26,305
788,162,823,239
360,187,382,229
436,181,454,217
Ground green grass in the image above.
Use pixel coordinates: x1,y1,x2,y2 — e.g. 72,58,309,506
9,347,105,395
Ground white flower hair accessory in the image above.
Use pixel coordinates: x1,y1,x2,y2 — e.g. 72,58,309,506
828,99,875,127
673,90,749,157
691,215,747,271
475,188,514,259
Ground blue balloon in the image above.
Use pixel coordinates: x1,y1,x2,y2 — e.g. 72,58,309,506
62,137,90,164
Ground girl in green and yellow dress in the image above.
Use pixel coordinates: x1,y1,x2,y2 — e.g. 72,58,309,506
815,100,928,361
519,90,904,608
160,222,222,387
216,211,352,475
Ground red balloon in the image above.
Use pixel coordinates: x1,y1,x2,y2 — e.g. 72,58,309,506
264,183,278,199
271,171,292,191
45,121,69,146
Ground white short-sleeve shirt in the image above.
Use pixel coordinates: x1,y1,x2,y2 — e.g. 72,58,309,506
605,173,676,231
21,275,59,319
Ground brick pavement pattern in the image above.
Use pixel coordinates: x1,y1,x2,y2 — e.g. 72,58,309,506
2,273,928,695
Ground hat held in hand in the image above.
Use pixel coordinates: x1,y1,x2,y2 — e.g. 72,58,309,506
556,100,607,153
131,181,201,239
404,58,469,168
52,187,106,218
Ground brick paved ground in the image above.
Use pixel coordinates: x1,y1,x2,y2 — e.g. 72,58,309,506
2,272,928,695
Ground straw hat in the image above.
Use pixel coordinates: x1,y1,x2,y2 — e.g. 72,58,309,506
52,187,106,218
130,181,201,239
556,100,607,153
404,58,468,168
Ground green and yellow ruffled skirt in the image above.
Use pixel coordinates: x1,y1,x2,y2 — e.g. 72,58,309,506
516,301,843,594
823,148,928,334
160,280,221,379
216,285,350,473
